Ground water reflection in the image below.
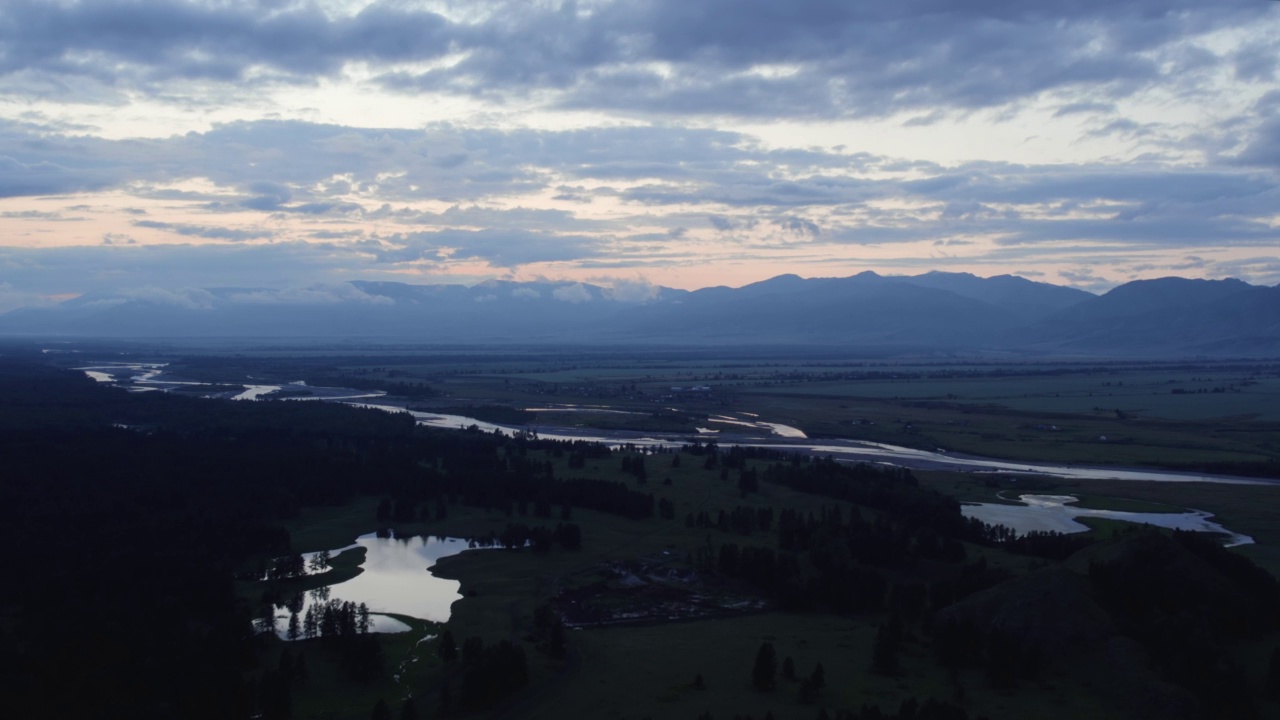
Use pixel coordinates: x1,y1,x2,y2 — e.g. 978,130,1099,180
234,385,280,401
525,405,646,416
79,363,386,402
961,494,1253,547
271,533,480,639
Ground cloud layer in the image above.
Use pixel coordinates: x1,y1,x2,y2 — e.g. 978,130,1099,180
1,0,1278,305
3,1,1271,118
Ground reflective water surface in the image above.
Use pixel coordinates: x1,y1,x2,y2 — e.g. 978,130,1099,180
268,533,481,638
961,494,1253,547
77,362,386,401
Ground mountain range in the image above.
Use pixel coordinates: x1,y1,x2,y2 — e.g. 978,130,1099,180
2,272,1277,356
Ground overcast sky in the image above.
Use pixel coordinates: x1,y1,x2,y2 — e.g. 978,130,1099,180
2,0,1279,311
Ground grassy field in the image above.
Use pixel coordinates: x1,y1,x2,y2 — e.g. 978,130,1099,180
737,372,1280,421
524,611,1130,720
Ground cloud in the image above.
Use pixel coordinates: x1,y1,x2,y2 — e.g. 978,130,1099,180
0,82,1277,313
1,209,83,220
110,286,218,310
5,117,1272,256
377,228,606,267
1058,267,1113,293
0,282,56,314
707,215,735,231
1053,101,1117,117
0,0,453,85
1235,99,1280,169
1082,118,1159,141
1232,40,1278,83
382,204,600,232
0,0,1268,123
1205,255,1280,287
226,283,395,305
279,201,363,215
0,154,115,197
134,220,273,241
241,180,293,210
0,242,375,297
552,283,592,303
393,0,1268,119
774,216,820,238
598,278,661,303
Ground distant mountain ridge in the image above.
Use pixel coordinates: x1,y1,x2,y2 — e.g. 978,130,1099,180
2,272,1277,356
1015,277,1280,356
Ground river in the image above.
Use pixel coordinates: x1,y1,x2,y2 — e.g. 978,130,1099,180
79,361,1272,486
365,403,1271,486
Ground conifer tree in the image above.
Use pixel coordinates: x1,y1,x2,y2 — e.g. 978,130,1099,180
752,641,777,691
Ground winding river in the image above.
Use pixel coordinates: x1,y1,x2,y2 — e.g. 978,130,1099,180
79,361,1272,486
373,403,1271,486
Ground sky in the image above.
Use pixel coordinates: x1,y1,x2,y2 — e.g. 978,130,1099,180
2,0,1279,312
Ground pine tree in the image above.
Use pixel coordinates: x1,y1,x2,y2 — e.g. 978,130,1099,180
438,629,458,663
438,680,452,711
303,605,317,639
1270,646,1280,698
752,641,777,691
872,623,898,675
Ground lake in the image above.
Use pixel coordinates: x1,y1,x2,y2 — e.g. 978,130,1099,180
266,533,483,638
